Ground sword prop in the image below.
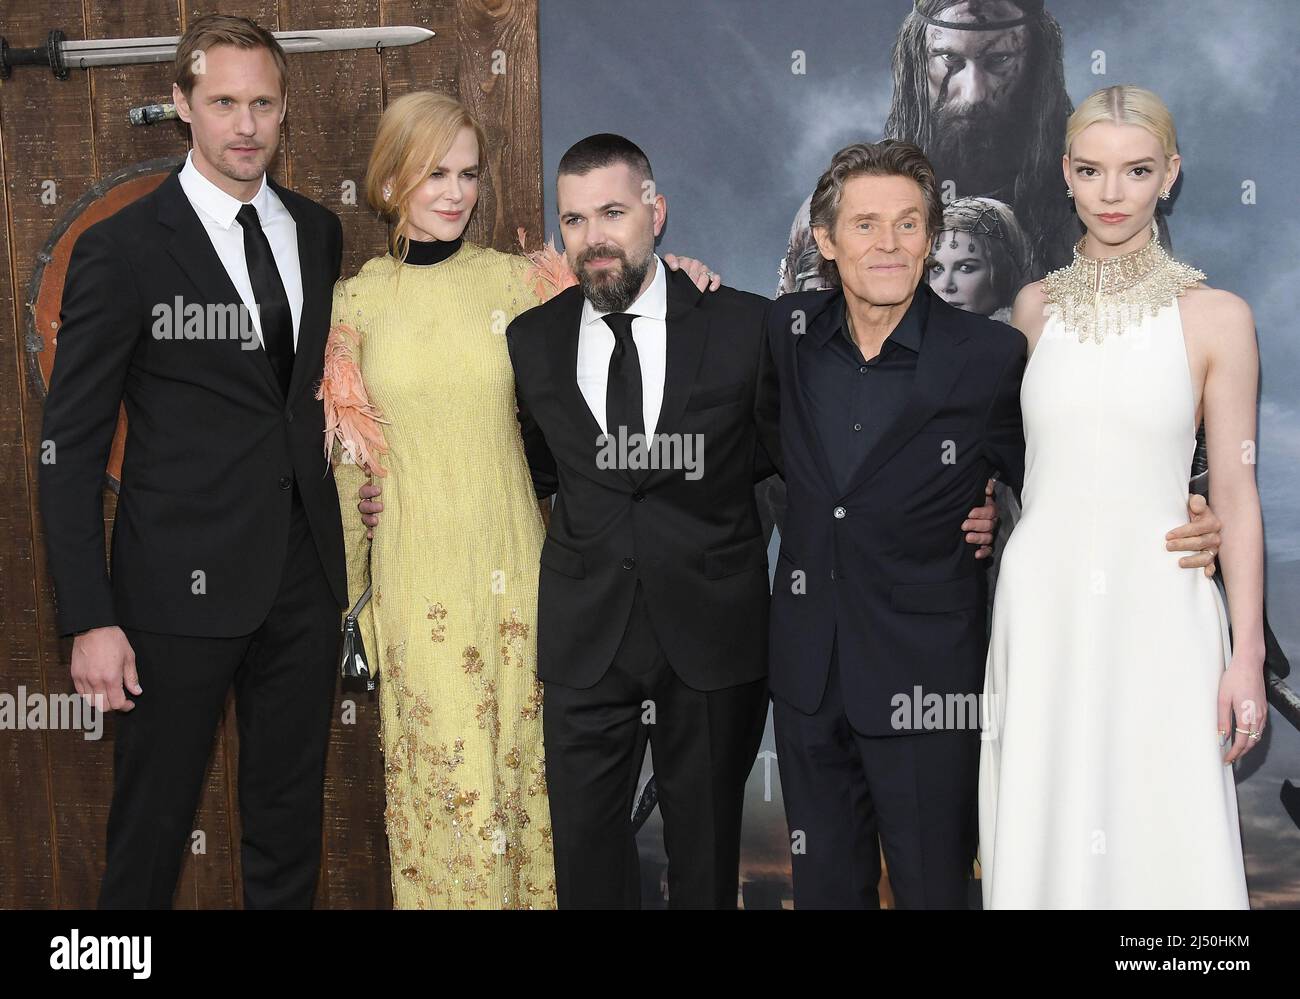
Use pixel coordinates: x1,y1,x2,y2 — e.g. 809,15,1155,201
1,25,433,79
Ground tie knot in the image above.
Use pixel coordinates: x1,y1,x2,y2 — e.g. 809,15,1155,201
602,312,636,341
236,203,261,229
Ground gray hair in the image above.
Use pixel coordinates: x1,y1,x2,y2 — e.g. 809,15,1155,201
809,139,944,286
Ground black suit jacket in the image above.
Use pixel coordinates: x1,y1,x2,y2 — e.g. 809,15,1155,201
506,265,780,689
39,168,348,638
767,283,1025,734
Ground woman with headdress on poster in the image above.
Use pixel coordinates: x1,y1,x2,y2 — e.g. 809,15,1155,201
927,197,1030,594
978,86,1262,908
927,196,1030,324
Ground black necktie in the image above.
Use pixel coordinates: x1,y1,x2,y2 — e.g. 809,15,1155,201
236,203,294,396
603,313,645,444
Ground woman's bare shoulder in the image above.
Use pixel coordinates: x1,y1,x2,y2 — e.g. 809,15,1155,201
1179,282,1252,321
1011,280,1051,344
1178,283,1255,351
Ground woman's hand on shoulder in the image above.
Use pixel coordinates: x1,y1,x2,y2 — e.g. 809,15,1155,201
664,254,722,292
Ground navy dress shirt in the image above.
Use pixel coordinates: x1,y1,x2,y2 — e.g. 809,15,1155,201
799,285,930,493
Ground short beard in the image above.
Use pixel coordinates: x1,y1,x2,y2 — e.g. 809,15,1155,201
577,244,652,313
928,98,1026,198
212,143,273,183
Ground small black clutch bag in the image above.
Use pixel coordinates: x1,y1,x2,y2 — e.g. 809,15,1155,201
339,584,376,691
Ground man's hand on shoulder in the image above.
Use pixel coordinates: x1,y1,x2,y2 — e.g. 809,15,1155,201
359,482,383,539
1168,493,1221,577
963,476,999,559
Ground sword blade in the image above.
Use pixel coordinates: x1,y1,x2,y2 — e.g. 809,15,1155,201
60,26,434,68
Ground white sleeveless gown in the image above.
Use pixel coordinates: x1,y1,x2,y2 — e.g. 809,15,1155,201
978,298,1249,909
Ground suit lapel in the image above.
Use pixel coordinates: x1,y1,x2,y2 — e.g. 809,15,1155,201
639,268,709,489
785,294,840,494
155,170,283,402
839,287,971,497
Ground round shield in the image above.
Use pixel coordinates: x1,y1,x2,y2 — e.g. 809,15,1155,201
27,155,185,491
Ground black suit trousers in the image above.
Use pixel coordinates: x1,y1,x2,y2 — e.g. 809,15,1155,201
543,583,768,909
773,643,979,910
98,485,339,909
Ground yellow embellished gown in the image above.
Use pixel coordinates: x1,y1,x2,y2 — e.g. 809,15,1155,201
329,241,555,908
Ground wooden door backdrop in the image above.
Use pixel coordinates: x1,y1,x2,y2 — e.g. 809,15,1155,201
0,0,542,908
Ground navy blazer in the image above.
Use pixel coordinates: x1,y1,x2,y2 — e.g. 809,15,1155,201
766,282,1026,734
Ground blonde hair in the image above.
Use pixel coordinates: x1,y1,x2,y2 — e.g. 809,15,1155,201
1065,85,1178,160
364,91,488,262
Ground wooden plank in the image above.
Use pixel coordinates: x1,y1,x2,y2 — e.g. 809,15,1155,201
281,0,387,277
86,1,189,176
456,0,542,251
381,0,458,103
184,1,281,24
2,0,101,911
0,34,58,911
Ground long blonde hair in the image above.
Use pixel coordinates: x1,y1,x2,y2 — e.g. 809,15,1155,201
1065,85,1178,160
364,91,488,262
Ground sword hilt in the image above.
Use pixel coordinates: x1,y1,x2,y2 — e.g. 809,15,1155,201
0,30,69,79
128,102,179,126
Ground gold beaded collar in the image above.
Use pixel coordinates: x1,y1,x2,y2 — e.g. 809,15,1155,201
1042,219,1205,344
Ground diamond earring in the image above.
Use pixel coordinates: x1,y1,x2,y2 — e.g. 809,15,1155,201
382,185,392,200
1159,189,1171,201
1066,187,1074,199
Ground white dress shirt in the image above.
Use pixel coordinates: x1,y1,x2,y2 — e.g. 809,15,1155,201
577,253,667,438
177,150,303,349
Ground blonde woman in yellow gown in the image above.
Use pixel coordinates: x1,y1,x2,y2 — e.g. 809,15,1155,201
320,93,721,908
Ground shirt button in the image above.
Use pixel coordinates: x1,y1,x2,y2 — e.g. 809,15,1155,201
622,556,637,570
858,365,868,374
833,506,846,519
853,423,862,432
279,475,292,490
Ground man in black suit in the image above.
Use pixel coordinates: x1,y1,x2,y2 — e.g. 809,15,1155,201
766,140,1222,908
38,16,346,908
503,134,778,908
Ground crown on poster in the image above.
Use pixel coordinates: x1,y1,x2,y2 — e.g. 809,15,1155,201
935,202,1009,247
913,0,1044,32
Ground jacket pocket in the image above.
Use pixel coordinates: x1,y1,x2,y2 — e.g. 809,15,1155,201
918,419,975,434
890,573,982,613
540,537,586,579
702,535,767,579
685,380,746,411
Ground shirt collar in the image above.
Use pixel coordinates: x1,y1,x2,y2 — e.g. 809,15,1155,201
581,254,667,329
811,280,929,352
178,149,273,230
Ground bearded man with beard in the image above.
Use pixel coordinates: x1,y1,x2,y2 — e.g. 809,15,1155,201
504,134,784,909
778,0,1081,295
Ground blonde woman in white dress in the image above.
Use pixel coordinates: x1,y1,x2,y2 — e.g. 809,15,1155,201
979,85,1266,908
